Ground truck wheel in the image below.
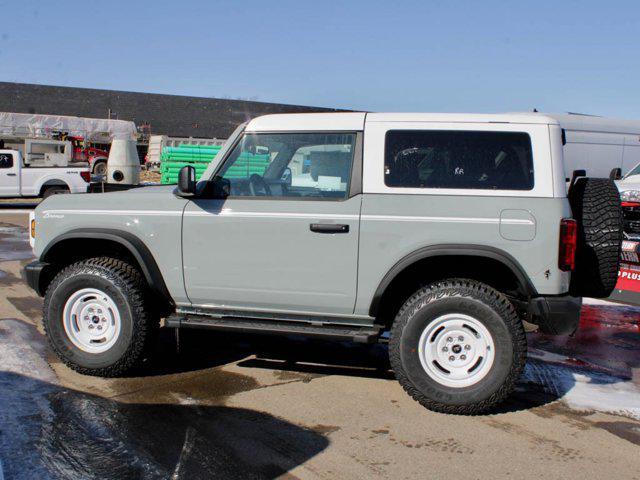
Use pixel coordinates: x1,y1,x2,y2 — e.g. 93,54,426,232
42,186,69,199
93,161,107,176
43,257,158,377
389,279,526,414
568,177,623,298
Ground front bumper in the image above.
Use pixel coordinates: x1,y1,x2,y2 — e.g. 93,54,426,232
22,261,48,296
528,295,582,335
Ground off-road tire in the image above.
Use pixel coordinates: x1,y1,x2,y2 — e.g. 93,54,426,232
42,186,69,199
43,257,158,377
569,177,622,298
389,279,527,415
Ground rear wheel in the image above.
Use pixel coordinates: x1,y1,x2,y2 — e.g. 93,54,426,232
93,160,107,176
42,186,69,199
43,257,158,376
389,279,526,414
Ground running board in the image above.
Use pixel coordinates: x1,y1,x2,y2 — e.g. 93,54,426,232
165,314,382,344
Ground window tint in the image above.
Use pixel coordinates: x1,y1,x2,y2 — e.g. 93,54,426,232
218,132,356,199
0,153,13,169
384,131,534,190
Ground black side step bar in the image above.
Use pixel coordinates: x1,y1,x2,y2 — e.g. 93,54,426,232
165,314,382,344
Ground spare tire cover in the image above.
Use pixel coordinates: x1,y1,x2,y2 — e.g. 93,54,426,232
568,177,623,298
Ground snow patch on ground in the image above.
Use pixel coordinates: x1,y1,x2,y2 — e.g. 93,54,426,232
583,297,640,310
524,356,640,420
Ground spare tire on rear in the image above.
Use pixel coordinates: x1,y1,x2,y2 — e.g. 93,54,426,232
568,177,622,298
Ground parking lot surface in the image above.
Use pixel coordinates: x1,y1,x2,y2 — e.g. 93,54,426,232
1,208,639,479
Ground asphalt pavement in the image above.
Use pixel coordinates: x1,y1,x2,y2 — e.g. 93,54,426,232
0,207,639,480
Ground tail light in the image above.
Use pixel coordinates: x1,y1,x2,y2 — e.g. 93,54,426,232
80,171,91,183
559,218,577,271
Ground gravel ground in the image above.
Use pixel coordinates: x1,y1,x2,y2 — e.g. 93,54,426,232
0,210,639,479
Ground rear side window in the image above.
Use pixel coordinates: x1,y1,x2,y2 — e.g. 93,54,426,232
384,130,534,190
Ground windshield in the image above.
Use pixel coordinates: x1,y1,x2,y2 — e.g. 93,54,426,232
625,161,640,179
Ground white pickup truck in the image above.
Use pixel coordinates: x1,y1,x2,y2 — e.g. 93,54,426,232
0,149,90,198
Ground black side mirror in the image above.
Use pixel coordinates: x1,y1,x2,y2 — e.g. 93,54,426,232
610,167,622,181
177,165,196,197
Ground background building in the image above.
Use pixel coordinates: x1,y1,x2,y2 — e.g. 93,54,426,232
0,82,343,141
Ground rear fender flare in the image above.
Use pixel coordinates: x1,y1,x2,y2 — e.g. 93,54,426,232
368,244,538,317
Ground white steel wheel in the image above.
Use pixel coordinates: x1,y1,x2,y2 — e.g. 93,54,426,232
62,288,122,354
418,313,495,388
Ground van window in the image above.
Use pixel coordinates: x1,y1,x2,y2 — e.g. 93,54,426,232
384,131,534,190
0,153,13,169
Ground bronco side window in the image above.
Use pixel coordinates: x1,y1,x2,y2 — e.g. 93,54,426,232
384,130,534,190
217,132,356,199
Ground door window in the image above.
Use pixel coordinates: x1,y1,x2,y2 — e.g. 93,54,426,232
217,132,356,199
0,153,13,169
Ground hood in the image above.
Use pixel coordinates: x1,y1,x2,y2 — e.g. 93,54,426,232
35,184,186,216
616,176,640,193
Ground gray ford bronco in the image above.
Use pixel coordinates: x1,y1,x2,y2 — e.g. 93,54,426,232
24,113,623,414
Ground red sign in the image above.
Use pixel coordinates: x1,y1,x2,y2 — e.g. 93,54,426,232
616,263,640,293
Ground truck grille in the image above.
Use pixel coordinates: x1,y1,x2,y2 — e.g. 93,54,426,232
622,204,640,237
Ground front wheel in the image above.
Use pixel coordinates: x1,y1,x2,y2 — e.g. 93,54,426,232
389,279,526,414
43,257,158,376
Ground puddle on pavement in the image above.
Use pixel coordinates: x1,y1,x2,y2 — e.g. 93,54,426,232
1,371,328,480
0,223,34,262
105,368,262,405
529,303,640,379
594,421,640,446
0,320,328,479
7,295,43,319
0,268,22,286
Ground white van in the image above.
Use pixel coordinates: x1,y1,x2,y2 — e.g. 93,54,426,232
537,113,640,179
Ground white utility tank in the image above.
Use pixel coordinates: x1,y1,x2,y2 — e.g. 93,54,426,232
107,139,140,184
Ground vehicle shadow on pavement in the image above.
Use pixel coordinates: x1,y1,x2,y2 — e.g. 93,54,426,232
0,370,329,480
141,327,395,380
143,328,572,414
0,203,38,209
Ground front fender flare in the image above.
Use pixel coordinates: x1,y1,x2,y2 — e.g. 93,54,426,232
41,228,172,303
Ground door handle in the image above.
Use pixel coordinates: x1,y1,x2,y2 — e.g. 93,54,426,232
6,173,16,176
310,223,349,234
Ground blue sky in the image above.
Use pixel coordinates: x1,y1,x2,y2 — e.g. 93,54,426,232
1,0,638,118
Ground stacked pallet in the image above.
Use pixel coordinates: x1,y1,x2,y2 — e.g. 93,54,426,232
160,144,221,184
160,144,271,184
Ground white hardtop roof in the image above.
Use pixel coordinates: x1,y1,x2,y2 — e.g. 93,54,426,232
245,111,560,132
